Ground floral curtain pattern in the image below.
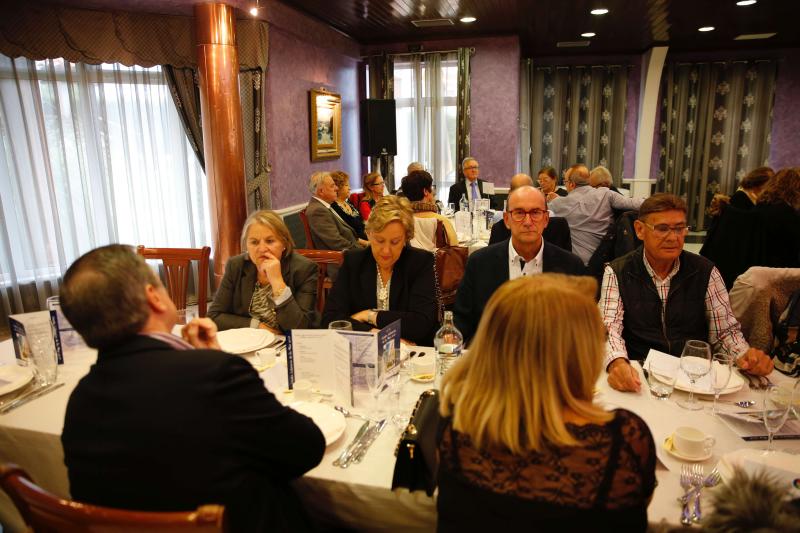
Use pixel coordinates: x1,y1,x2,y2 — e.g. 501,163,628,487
367,54,395,190
657,60,777,229
455,47,472,183
239,68,271,211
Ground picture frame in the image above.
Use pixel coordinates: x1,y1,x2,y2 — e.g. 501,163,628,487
309,89,342,161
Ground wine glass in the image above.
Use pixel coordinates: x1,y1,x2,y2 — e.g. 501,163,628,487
677,340,712,410
445,203,455,216
364,363,384,420
763,384,795,453
710,351,735,415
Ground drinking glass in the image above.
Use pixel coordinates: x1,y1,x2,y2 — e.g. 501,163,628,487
710,352,735,415
677,340,712,410
445,203,455,216
364,363,384,419
645,359,677,400
328,320,353,331
386,356,412,429
763,384,795,453
31,336,58,386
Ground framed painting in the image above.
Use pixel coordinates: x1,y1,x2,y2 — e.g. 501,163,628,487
309,89,342,161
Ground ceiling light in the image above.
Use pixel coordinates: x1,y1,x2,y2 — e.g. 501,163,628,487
590,8,609,15
460,16,477,23
736,0,757,5
735,32,776,40
581,32,596,38
249,6,258,16
698,26,715,32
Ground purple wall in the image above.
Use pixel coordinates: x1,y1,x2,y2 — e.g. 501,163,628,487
263,2,362,209
770,48,800,169
364,36,521,186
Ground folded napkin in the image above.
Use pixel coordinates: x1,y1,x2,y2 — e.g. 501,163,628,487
644,349,743,393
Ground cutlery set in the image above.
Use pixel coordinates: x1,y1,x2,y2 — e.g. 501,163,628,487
679,464,721,525
0,381,64,415
332,416,388,468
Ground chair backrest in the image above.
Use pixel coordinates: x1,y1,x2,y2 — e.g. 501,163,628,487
298,209,315,250
295,249,344,312
0,464,225,533
136,246,211,317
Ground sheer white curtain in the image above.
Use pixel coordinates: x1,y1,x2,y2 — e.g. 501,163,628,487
393,53,458,201
0,55,210,321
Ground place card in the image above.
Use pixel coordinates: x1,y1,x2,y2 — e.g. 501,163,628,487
286,329,353,407
482,182,495,194
8,310,64,366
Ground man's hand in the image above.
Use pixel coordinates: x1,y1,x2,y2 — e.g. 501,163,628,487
736,348,774,376
181,318,221,350
607,358,641,392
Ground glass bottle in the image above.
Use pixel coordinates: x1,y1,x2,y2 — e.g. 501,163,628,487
434,311,463,387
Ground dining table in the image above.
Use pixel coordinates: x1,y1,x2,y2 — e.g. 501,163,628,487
0,336,797,532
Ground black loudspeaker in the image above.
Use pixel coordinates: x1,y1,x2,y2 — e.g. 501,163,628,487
360,99,397,157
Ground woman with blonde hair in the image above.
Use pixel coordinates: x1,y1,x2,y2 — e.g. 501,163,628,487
208,210,318,332
322,195,438,345
358,171,385,221
438,274,655,531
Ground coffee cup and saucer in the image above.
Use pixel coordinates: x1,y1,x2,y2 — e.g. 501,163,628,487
663,426,715,462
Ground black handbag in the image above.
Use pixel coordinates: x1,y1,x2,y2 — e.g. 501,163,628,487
391,389,441,496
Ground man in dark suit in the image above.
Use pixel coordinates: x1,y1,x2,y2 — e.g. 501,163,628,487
448,157,493,211
306,171,368,251
454,186,586,343
59,244,325,532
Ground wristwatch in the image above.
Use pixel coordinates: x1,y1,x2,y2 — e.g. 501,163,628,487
368,309,378,326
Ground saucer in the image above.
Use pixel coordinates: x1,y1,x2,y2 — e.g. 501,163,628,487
411,373,435,383
663,436,713,462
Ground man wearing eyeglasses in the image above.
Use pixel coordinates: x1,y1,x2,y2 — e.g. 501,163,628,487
448,157,491,211
454,186,585,343
601,193,774,393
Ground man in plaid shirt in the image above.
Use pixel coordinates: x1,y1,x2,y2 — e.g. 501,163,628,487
599,193,773,392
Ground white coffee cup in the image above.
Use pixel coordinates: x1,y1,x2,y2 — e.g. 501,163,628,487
254,349,276,368
293,379,313,402
672,426,715,458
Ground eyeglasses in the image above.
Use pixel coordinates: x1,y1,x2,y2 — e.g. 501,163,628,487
464,166,479,171
372,181,384,187
641,222,691,238
508,208,547,222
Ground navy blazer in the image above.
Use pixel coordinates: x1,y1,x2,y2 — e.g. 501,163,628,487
322,246,438,345
454,239,586,343
448,179,493,211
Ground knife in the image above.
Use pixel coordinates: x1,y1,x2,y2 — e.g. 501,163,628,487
333,420,370,467
0,382,64,415
352,418,388,464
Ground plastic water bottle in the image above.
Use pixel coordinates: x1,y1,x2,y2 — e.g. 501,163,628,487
434,311,463,387
459,193,468,212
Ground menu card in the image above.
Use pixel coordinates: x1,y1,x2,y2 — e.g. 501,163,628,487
717,410,800,441
286,329,353,406
9,310,64,365
337,319,401,388
46,296,86,350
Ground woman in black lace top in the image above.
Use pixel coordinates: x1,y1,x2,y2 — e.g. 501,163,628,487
438,274,656,532
330,171,367,240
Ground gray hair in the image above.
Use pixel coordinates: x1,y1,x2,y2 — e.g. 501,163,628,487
308,171,332,195
590,166,613,188
461,157,478,170
60,244,160,349
407,162,425,174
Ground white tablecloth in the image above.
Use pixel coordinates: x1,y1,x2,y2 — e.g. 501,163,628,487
0,340,797,532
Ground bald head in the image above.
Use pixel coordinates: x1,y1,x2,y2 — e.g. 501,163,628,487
507,185,546,211
565,164,590,186
509,173,534,191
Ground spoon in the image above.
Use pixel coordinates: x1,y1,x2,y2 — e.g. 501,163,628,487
334,405,370,421
732,400,756,408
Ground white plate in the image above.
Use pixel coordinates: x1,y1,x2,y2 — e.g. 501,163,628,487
662,436,713,462
411,373,435,383
652,366,745,396
217,328,275,355
0,364,35,397
291,402,346,446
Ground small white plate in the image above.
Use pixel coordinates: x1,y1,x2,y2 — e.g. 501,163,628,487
291,402,346,446
662,436,713,462
652,368,745,396
217,328,276,355
0,364,35,397
411,373,435,383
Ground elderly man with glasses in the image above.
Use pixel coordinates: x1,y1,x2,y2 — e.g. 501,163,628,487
448,157,492,211
454,185,585,343
601,193,774,393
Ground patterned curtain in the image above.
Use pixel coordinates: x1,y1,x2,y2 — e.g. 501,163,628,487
455,47,472,183
522,63,628,184
657,60,777,229
367,54,395,190
163,66,204,169
239,68,271,211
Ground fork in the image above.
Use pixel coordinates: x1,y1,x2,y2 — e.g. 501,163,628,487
680,465,693,526
691,464,704,522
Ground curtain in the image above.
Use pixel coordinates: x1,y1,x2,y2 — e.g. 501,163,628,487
657,60,777,229
163,66,204,169
367,54,395,190
239,68,271,211
455,47,472,183
0,55,210,324
520,62,628,184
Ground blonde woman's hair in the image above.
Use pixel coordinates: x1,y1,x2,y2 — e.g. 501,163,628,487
365,195,415,241
362,171,383,201
440,274,611,454
240,210,295,257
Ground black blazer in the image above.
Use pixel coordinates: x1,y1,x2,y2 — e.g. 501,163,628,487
62,335,325,532
331,200,367,239
448,179,493,211
454,239,586,343
208,252,319,332
322,246,438,345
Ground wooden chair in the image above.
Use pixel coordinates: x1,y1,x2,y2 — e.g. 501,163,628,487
295,249,344,312
298,209,315,249
136,246,211,317
0,463,225,532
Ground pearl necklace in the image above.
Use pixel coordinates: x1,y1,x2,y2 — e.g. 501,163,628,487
376,269,391,310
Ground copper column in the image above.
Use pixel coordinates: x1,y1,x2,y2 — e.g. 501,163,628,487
195,3,247,284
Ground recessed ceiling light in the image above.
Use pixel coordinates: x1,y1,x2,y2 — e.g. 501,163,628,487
698,26,715,32
249,6,258,16
581,32,596,38
735,32,776,40
460,16,477,23
736,0,757,5
590,8,609,15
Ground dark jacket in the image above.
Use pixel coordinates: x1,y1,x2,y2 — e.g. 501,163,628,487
488,216,573,252
331,199,367,239
322,246,438,345
208,252,319,332
609,247,713,361
62,335,325,532
454,239,586,343
448,179,492,211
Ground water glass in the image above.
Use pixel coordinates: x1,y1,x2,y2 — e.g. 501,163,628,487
364,363,384,419
677,340,712,410
445,203,455,216
328,320,353,331
763,384,794,453
710,352,735,415
31,336,58,386
646,359,677,400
